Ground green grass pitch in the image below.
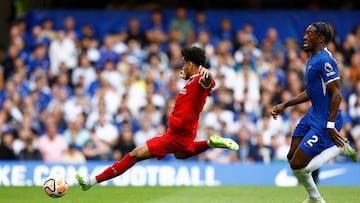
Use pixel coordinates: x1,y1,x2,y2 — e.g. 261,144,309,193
0,186,359,203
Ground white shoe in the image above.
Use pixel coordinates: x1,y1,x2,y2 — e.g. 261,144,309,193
302,197,326,203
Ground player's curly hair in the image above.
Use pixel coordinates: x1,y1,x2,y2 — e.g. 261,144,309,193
181,47,206,67
311,22,331,44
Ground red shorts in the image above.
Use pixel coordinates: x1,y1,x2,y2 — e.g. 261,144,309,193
146,128,195,160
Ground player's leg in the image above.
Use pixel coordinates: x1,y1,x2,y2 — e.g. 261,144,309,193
173,135,239,159
287,136,303,161
76,144,152,191
173,140,209,159
291,147,325,202
291,127,336,203
208,135,239,150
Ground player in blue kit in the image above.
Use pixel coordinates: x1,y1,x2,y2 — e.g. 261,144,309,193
271,22,357,203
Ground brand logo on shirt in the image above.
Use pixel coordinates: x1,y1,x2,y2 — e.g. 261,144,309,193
179,88,187,95
324,62,335,77
307,65,312,71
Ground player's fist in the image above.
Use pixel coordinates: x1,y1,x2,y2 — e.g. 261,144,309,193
180,70,185,80
199,65,209,78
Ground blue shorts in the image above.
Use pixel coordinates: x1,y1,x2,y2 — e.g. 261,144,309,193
293,111,343,158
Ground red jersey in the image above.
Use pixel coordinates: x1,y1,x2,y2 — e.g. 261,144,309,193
168,74,215,138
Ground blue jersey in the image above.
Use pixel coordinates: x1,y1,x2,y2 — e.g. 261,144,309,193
294,49,343,158
304,48,340,127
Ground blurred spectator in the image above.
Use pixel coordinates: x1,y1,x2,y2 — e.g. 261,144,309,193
49,30,78,77
262,27,285,67
123,17,147,47
142,53,167,81
215,18,235,49
204,103,234,134
86,102,113,130
80,23,97,40
82,129,112,160
90,75,122,116
0,130,17,160
72,53,97,90
13,128,32,156
233,60,260,114
256,111,284,147
63,113,91,149
234,34,262,67
160,97,175,128
348,81,360,125
242,22,258,46
145,9,168,45
192,31,215,60
18,135,41,160
340,33,356,66
93,114,119,148
133,116,157,147
63,16,80,39
167,41,183,69
96,35,119,68
1,44,19,82
275,133,292,161
234,127,258,163
168,7,195,46
38,119,68,162
327,22,342,50
101,59,124,92
25,25,51,51
229,110,257,137
62,143,86,163
64,85,91,122
349,53,360,87
112,127,136,160
0,99,23,131
41,17,56,40
253,133,275,163
194,10,212,35
27,44,50,77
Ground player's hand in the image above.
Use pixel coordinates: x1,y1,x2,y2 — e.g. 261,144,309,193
180,70,186,80
328,128,345,147
270,103,286,120
199,65,209,78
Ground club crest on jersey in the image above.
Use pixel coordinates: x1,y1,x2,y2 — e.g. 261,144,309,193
324,62,335,77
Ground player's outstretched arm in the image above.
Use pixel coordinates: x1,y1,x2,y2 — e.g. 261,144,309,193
271,90,310,120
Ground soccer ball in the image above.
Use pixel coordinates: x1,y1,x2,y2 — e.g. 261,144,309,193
43,175,69,198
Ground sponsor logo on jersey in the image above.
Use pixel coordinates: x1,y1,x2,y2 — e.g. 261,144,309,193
179,88,187,95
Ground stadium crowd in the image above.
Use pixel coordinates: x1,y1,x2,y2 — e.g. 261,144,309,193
0,8,360,164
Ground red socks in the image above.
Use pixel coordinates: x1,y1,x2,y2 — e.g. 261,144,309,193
95,153,136,183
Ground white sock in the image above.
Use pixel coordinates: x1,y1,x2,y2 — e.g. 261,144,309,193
89,176,98,185
293,169,321,199
304,145,341,173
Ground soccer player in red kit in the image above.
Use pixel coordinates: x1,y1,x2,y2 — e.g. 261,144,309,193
76,47,239,190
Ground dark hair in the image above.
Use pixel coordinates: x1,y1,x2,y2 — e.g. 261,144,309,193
181,47,206,67
311,22,331,44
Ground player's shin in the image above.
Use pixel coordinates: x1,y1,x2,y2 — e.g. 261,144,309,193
304,146,341,173
95,153,137,183
293,168,322,200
